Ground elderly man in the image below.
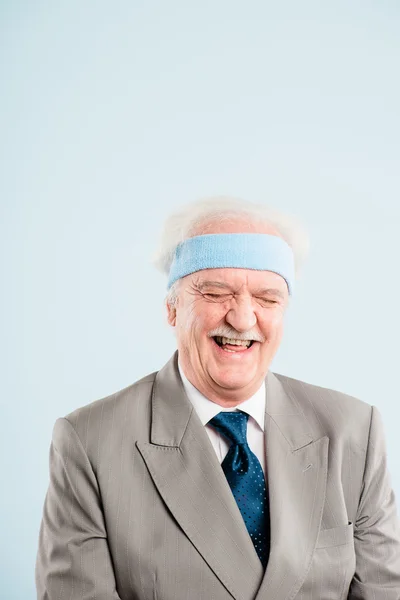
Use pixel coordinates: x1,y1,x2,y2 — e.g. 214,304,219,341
36,197,400,600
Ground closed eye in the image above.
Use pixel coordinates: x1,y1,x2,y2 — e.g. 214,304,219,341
260,299,277,303
204,294,231,300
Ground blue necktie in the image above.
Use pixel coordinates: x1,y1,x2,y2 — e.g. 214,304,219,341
208,411,270,568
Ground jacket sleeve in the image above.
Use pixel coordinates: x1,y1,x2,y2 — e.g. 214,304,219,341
348,405,400,599
35,417,122,600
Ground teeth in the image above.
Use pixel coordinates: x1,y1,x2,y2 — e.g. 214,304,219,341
215,336,251,348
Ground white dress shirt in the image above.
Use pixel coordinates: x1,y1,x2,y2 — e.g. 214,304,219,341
178,360,267,475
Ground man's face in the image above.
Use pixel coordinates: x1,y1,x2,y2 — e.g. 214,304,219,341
167,266,289,406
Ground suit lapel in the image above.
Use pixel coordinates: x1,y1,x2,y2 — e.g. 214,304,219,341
137,352,329,600
255,370,329,600
136,351,264,600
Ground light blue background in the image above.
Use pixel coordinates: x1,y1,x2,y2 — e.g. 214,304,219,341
1,1,400,597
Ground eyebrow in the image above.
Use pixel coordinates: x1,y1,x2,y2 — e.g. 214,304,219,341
197,280,285,299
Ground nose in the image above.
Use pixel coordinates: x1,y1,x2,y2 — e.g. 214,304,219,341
225,296,257,332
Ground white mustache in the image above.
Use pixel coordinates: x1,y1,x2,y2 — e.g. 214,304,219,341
208,329,265,343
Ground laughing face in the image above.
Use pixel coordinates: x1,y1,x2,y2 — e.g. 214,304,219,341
166,219,290,407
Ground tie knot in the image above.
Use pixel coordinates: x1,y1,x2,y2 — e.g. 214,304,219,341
208,411,249,446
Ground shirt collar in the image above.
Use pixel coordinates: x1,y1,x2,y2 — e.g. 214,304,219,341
178,359,265,431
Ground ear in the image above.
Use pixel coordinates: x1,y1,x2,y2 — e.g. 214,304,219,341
166,302,177,327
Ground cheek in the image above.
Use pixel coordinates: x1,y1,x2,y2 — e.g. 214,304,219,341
177,302,215,336
189,303,223,329
261,310,285,337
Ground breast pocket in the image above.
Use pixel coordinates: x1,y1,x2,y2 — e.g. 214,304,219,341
315,521,354,549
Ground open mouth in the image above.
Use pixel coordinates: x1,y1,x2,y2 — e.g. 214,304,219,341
212,336,255,349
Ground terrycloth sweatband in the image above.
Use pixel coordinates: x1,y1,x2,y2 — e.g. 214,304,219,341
167,233,295,295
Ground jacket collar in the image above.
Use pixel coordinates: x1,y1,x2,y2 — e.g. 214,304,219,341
151,350,314,451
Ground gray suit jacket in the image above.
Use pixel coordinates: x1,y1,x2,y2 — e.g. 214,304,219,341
36,351,400,599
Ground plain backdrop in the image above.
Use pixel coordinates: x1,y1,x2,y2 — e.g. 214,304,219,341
1,1,400,598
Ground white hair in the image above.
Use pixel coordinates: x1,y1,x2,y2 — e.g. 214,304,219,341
151,196,310,306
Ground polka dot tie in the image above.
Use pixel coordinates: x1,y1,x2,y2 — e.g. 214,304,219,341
208,411,270,568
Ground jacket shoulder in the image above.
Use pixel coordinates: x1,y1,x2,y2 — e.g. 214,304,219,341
58,370,158,446
273,371,373,451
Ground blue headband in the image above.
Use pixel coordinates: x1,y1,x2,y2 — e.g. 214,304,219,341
167,233,295,295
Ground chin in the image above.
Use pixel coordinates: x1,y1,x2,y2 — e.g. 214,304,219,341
212,371,254,390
